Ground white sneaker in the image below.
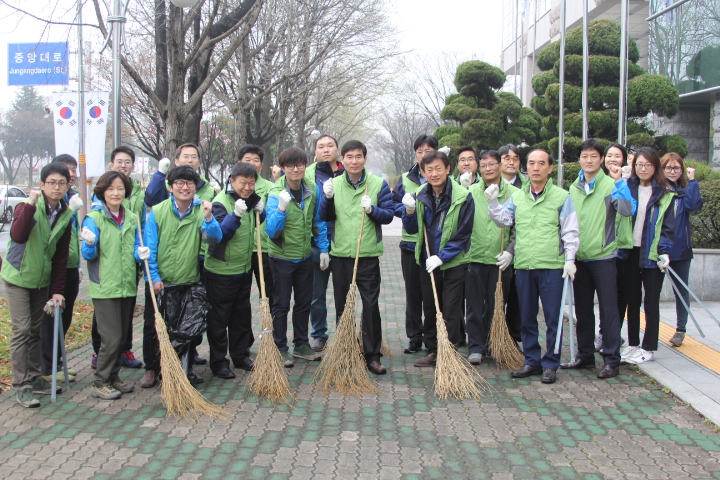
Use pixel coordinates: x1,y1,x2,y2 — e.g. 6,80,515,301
626,349,654,364
620,345,640,362
594,334,603,352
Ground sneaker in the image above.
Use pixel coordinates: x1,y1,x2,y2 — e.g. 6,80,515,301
620,346,640,362
403,341,422,354
594,334,603,352
91,385,122,400
120,351,143,368
16,387,40,408
91,354,98,369
293,344,321,361
281,350,294,368
42,374,76,383
626,349,654,364
669,331,685,347
58,363,77,376
468,353,483,365
111,380,135,394
32,376,61,395
311,338,327,352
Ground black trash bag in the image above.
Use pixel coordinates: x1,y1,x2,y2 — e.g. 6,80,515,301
157,282,210,354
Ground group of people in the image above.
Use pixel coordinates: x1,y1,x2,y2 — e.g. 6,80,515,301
2,131,702,408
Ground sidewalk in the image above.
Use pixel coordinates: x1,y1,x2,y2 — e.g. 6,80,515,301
0,234,719,479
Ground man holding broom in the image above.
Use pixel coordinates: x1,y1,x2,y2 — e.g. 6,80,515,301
319,140,394,375
487,149,579,384
401,150,474,367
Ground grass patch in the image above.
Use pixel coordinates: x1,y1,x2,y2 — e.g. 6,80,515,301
0,298,94,392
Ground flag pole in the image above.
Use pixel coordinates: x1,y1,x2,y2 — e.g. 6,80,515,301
76,0,87,218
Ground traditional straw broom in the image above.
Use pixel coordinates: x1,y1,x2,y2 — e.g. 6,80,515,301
136,217,228,419
313,185,380,395
247,210,295,405
422,225,489,400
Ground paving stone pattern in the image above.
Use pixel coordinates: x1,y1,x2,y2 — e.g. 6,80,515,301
1,238,719,479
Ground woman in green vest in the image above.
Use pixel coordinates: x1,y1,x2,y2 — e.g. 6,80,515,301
81,171,139,401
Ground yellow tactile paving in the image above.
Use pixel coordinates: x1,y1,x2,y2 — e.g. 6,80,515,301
639,312,720,374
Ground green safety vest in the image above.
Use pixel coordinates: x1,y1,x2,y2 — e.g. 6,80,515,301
67,189,80,269
152,199,206,284
253,176,272,254
571,170,621,261
268,177,316,261
400,171,424,244
647,191,676,262
124,179,145,219
467,181,518,265
204,191,254,275
331,171,384,258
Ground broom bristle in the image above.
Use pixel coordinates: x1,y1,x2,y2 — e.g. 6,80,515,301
313,286,380,396
247,299,295,405
488,282,525,370
380,340,394,357
434,314,490,400
155,315,230,420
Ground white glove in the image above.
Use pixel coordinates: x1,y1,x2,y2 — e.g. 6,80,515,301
81,226,96,246
69,195,84,213
234,199,247,218
361,195,372,214
402,193,416,213
254,199,264,212
43,299,55,316
319,252,330,271
277,190,292,211
158,158,171,174
496,251,513,271
621,165,632,179
426,255,443,273
438,146,451,155
485,183,499,202
323,179,334,199
657,254,670,273
137,246,151,261
562,261,577,280
460,172,473,188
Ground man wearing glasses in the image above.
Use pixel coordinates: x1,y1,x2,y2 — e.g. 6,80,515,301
498,145,527,189
457,146,481,188
145,143,217,206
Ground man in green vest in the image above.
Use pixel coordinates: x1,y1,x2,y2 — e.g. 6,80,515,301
401,150,475,367
139,166,222,387
560,139,635,379
465,150,520,365
3,162,82,408
266,147,328,367
392,134,437,354
498,144,527,189
319,140,394,375
487,149,579,384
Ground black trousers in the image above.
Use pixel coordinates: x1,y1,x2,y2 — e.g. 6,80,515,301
616,255,630,323
505,272,522,342
92,264,139,354
418,264,467,353
331,256,383,363
401,248,425,343
573,259,622,367
270,256,313,351
204,271,254,372
142,281,160,372
626,247,664,351
252,252,274,311
40,267,80,375
465,263,514,355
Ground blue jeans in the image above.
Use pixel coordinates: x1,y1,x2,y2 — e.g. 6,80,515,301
310,246,331,340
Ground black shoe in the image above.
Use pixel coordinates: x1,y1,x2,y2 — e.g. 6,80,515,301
541,368,557,384
213,366,236,379
597,365,620,379
511,365,543,378
194,355,208,365
559,358,596,369
404,341,422,354
235,357,254,372
458,338,467,347
187,372,204,387
367,361,387,375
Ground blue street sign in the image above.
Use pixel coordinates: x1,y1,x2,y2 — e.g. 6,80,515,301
7,42,69,86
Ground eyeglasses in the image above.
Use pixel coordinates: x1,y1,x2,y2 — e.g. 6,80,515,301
44,180,67,188
113,159,133,166
180,155,199,161
664,166,682,173
502,155,520,162
172,180,196,188
284,164,306,171
479,162,499,170
458,157,476,163
635,163,654,171
235,181,256,189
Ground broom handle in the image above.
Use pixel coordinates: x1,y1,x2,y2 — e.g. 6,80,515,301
351,184,370,285
498,184,509,285
422,225,442,313
255,209,267,300
136,216,161,317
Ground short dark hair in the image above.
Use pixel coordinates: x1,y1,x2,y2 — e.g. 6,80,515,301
479,150,501,163
314,135,338,150
578,138,604,158
52,154,78,168
174,142,200,159
341,140,367,157
413,134,438,151
527,148,554,165
110,146,136,164
456,146,477,159
278,147,308,169
167,165,200,186
237,144,264,163
230,162,259,180
497,144,521,158
93,171,132,202
41,162,70,183
420,151,450,170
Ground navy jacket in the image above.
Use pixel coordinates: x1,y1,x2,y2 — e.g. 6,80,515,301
668,179,703,261
627,177,676,269
393,163,426,252
310,161,344,247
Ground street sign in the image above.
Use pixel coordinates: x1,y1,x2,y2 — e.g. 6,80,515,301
7,42,69,86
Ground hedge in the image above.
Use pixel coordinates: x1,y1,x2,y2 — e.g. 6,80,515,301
691,179,720,248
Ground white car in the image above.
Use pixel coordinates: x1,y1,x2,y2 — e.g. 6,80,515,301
0,185,28,223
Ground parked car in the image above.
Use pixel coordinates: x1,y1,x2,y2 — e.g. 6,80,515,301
0,185,28,223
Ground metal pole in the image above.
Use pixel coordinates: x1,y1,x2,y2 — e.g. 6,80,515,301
531,0,538,107
514,0,520,97
617,0,629,144
109,0,125,148
557,0,567,187
582,0,589,140
76,0,87,218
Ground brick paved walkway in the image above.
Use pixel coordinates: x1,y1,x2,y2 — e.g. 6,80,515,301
1,237,719,479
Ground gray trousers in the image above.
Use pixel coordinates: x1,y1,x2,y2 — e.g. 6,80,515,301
93,297,134,387
5,280,49,389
